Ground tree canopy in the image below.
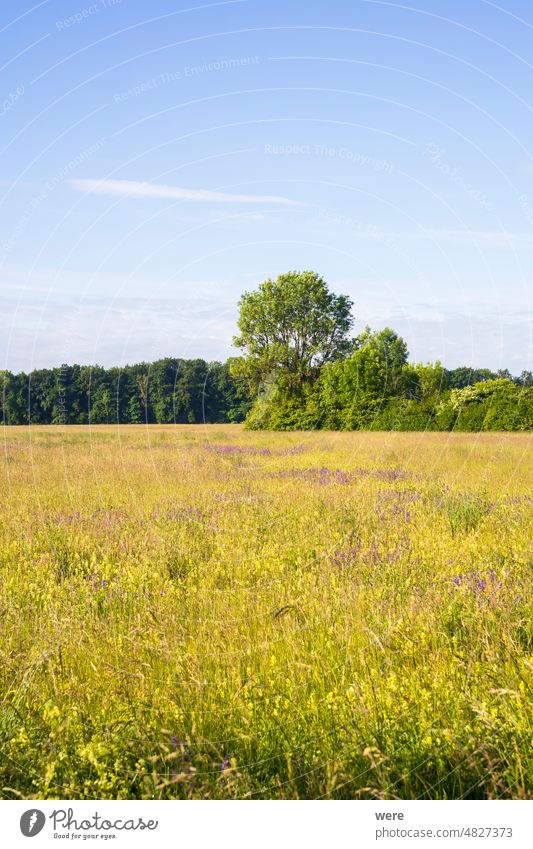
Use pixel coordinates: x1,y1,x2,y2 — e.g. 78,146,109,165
232,271,354,395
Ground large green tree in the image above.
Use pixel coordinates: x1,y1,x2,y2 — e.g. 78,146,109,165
232,270,354,396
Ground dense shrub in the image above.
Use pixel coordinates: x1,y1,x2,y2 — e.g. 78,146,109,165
243,376,532,432
438,379,533,432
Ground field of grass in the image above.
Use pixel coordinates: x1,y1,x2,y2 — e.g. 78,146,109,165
0,425,531,799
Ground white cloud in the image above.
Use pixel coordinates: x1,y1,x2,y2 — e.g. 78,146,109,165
69,178,306,206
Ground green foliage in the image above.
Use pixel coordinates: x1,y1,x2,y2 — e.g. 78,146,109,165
3,357,530,432
438,379,533,432
245,381,321,431
445,366,497,388
405,361,448,401
367,398,437,431
1,359,251,426
355,326,409,395
318,327,410,427
233,269,530,432
233,270,354,396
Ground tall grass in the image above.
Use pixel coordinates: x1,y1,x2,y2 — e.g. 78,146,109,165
0,426,531,799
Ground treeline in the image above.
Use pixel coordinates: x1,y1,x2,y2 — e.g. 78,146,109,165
245,327,533,432
1,270,531,431
0,359,250,425
1,350,531,430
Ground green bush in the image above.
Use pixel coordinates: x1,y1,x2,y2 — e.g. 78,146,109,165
438,380,533,432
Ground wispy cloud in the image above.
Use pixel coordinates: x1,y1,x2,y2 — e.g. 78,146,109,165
70,178,305,206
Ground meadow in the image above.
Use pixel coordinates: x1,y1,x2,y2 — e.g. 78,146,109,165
0,425,531,800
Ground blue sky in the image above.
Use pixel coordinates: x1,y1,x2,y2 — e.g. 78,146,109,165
1,0,532,372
